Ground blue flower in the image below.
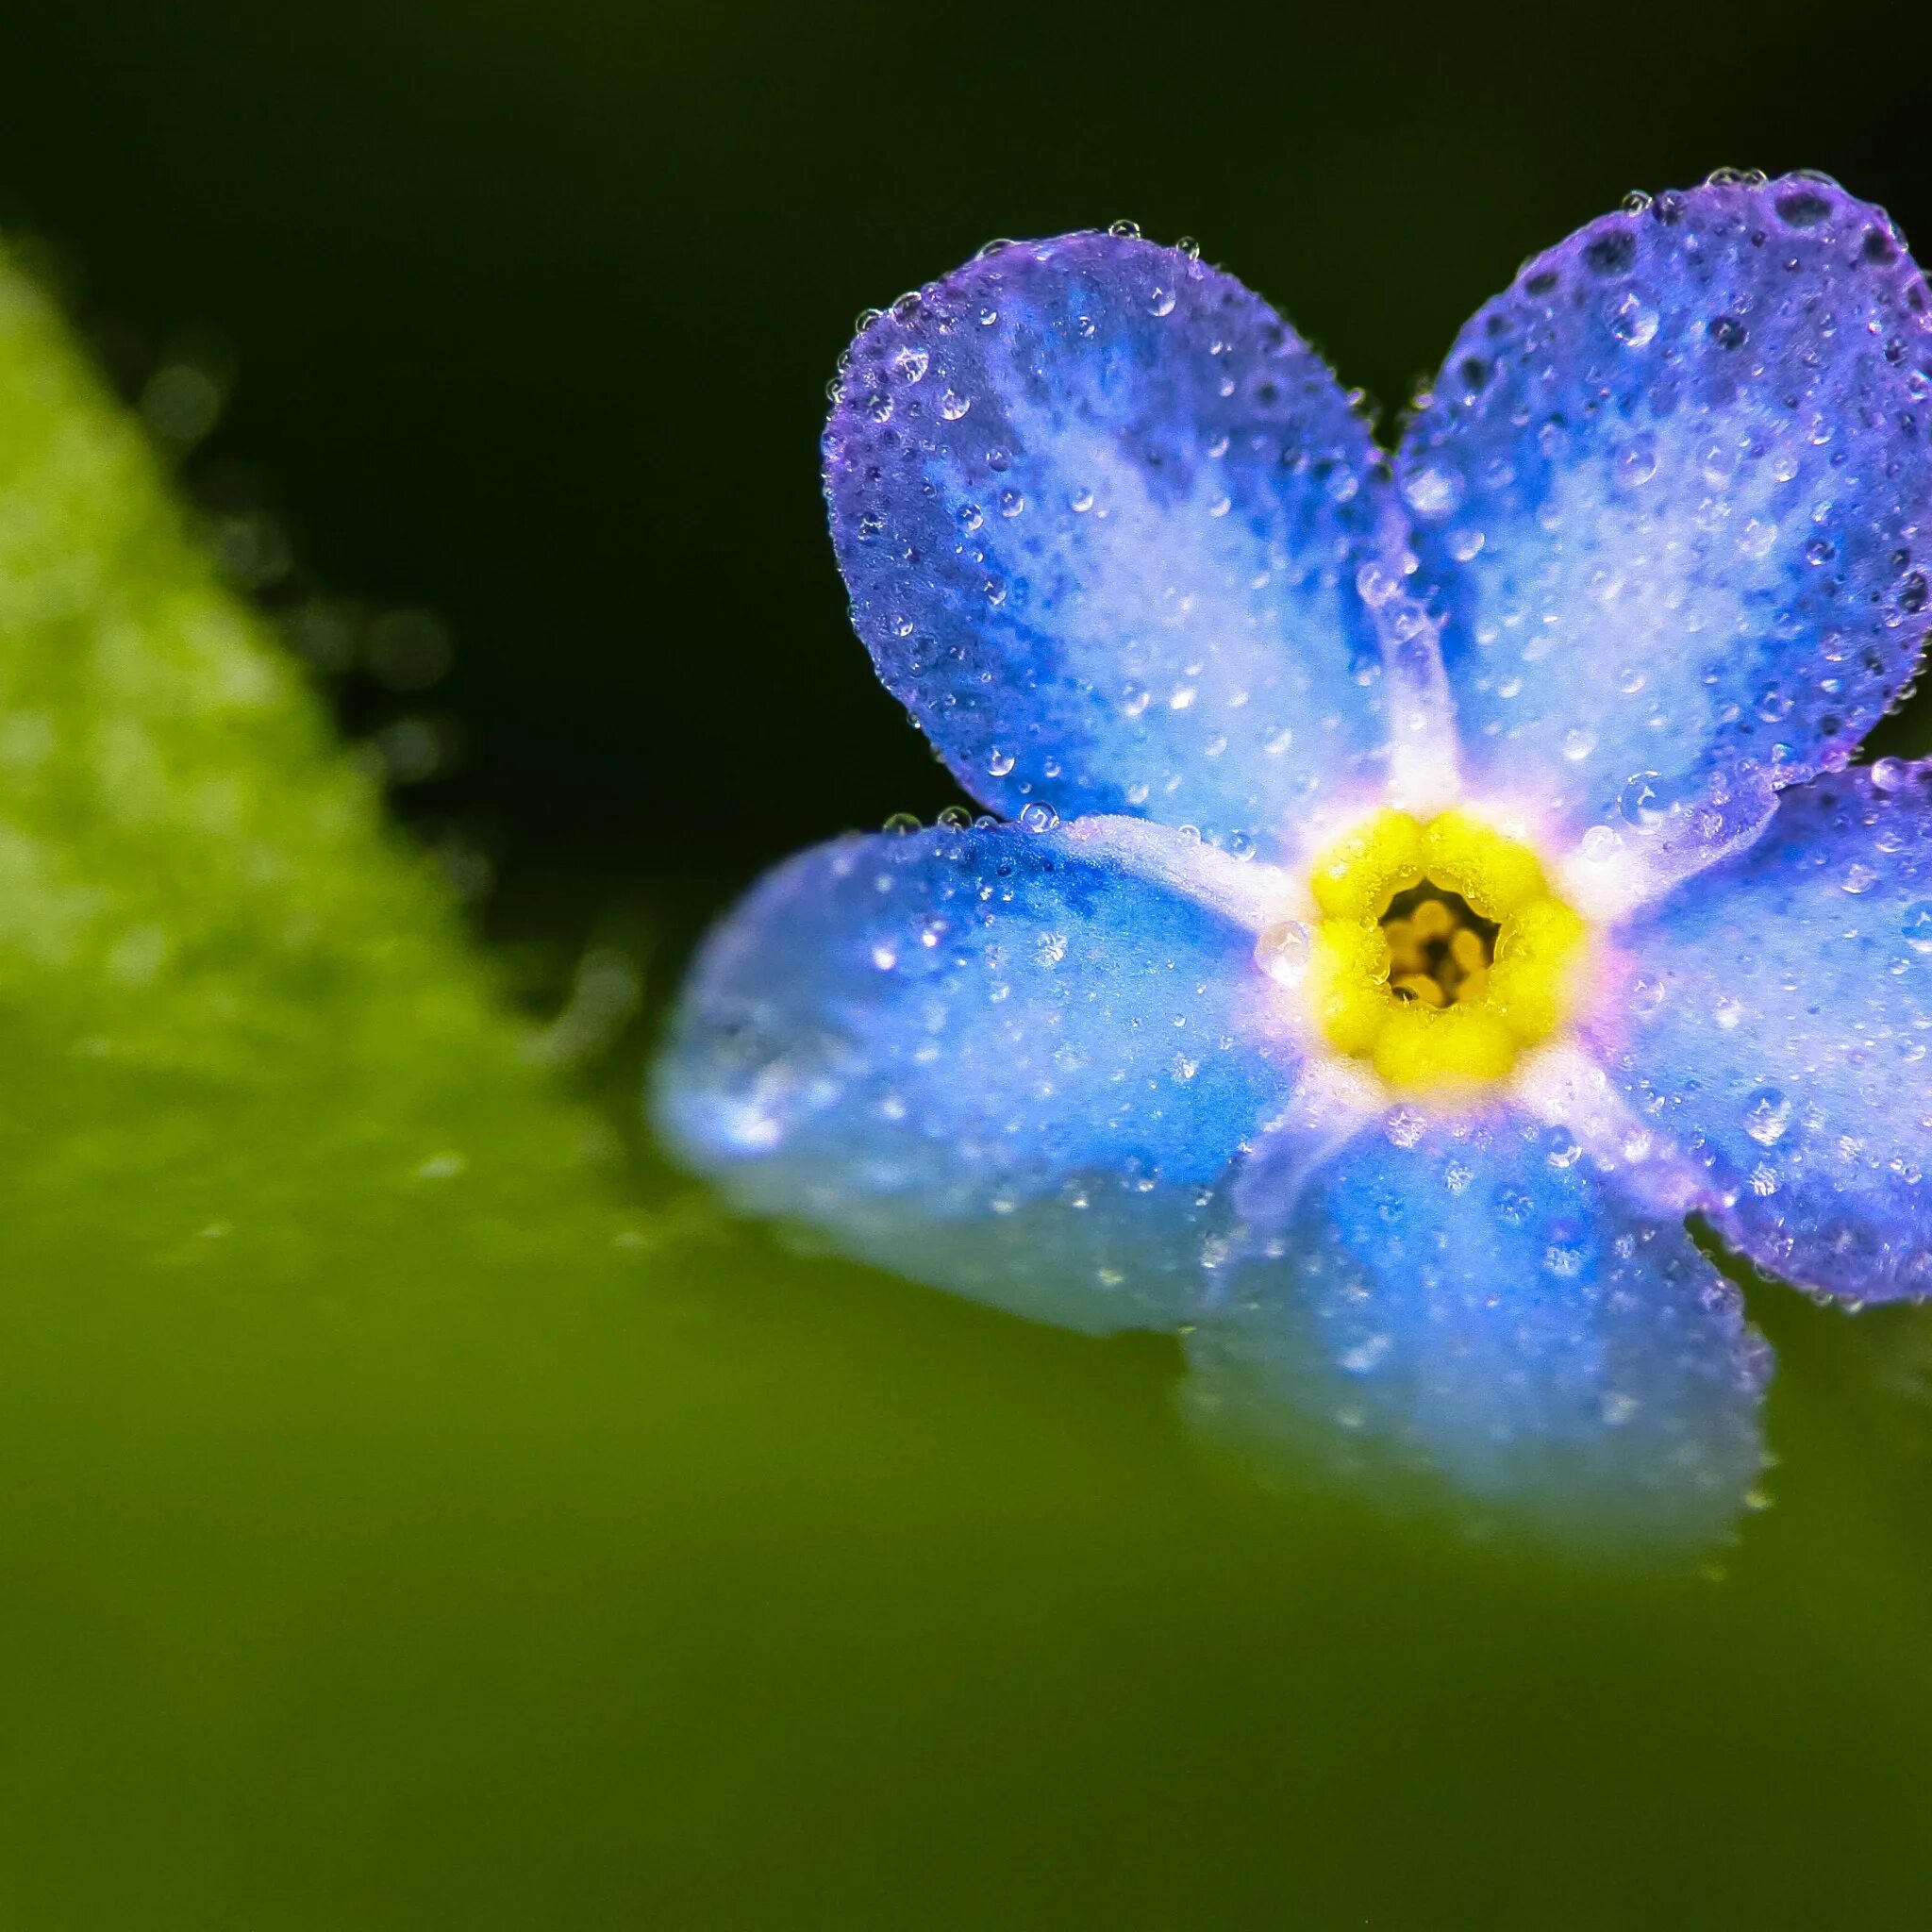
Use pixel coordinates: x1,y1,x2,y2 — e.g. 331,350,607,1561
656,175,1932,1541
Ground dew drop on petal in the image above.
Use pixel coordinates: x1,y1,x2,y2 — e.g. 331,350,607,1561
1618,770,1667,831
1608,291,1659,346
1742,1087,1791,1147
1403,464,1465,520
1254,919,1311,988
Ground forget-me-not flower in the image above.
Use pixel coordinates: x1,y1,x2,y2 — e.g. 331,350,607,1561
657,173,1932,1540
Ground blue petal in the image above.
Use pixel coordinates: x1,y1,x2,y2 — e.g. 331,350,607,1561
654,819,1305,1333
1588,760,1932,1302
1401,174,1932,847
1184,1110,1771,1539
826,232,1421,857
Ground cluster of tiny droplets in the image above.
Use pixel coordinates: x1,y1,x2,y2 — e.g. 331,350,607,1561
1400,172,1932,870
826,226,1421,866
1587,758,1932,1302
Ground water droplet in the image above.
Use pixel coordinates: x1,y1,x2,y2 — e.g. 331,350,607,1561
939,391,972,421
1618,770,1668,832
1562,726,1598,762
1743,1088,1791,1147
1493,1187,1532,1227
1543,1226,1589,1276
1615,432,1659,488
1070,487,1095,513
1254,920,1311,989
1545,1129,1582,1169
882,811,921,836
1903,901,1932,953
1609,291,1658,347
1841,861,1880,895
1148,284,1176,317
1580,824,1622,864
1620,964,1668,1019
936,804,973,829
892,346,929,383
1872,757,1907,793
987,747,1016,777
1018,801,1059,833
1108,219,1142,240
1403,465,1464,519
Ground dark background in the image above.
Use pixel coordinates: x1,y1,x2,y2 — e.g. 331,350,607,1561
6,0,1930,996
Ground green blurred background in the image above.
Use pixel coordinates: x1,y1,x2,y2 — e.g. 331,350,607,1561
0,2,1929,1924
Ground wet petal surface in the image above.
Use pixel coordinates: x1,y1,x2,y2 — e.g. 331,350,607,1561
655,819,1304,1333
1403,174,1932,856
826,232,1417,858
1589,761,1932,1301
1184,1110,1771,1541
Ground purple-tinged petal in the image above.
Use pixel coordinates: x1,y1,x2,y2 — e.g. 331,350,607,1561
1184,1109,1771,1541
653,818,1307,1334
1587,761,1932,1303
826,232,1427,858
1402,173,1932,858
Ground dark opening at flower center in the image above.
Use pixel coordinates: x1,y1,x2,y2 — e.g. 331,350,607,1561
1379,881,1498,1009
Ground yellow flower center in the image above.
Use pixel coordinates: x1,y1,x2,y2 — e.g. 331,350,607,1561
1267,808,1588,1093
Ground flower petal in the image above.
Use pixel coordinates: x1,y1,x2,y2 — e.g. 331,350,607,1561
1587,761,1932,1302
826,232,1425,857
1184,1109,1771,1539
654,818,1305,1333
1402,173,1932,855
